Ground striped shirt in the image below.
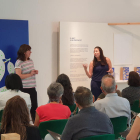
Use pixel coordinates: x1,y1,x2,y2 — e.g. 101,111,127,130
15,59,36,88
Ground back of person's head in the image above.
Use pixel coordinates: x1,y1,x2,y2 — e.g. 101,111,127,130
1,95,30,140
128,71,140,87
56,74,74,105
74,86,93,108
47,82,64,102
5,73,23,91
101,74,116,93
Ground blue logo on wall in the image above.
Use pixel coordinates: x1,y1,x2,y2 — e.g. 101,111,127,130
0,19,29,92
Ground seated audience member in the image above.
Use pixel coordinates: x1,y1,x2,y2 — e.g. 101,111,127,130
56,74,74,105
61,86,114,140
0,73,31,111
34,82,71,127
126,113,140,140
0,96,41,140
122,71,140,105
97,89,122,100
94,74,131,125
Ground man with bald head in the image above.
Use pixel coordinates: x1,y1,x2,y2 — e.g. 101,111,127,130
94,74,131,125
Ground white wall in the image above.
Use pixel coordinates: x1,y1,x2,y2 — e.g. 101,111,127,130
59,22,140,91
0,0,140,105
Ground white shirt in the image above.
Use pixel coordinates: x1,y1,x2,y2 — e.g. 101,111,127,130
93,93,131,125
137,113,140,118
0,89,31,111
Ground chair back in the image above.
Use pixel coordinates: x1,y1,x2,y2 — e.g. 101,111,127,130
67,104,78,115
1,133,20,140
131,100,140,113
0,110,3,122
39,119,68,139
80,134,115,140
110,116,127,139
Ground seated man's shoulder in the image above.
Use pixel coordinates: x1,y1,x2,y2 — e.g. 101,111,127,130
92,109,112,124
98,111,111,120
118,96,129,102
94,98,106,105
66,113,81,123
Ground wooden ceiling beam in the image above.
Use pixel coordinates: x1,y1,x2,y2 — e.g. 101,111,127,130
108,23,140,25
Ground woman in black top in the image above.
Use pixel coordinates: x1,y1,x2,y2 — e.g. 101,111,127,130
0,96,41,140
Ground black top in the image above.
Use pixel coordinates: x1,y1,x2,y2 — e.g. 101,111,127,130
92,61,109,81
0,126,42,140
122,86,140,105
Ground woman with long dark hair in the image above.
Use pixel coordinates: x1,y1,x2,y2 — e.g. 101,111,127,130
56,74,74,105
0,96,41,140
15,44,38,122
83,46,112,100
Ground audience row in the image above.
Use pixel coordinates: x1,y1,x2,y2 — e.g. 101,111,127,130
0,71,140,140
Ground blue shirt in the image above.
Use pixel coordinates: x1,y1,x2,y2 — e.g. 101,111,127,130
94,93,131,125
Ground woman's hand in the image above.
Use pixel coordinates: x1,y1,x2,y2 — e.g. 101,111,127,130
107,68,113,73
83,62,93,78
30,70,36,76
34,70,38,74
83,64,88,70
106,57,113,73
15,68,36,79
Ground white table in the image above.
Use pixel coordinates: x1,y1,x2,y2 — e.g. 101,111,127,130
116,80,128,91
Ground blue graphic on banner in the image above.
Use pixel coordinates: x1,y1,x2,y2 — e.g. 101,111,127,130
109,67,115,77
0,19,28,92
136,67,140,76
123,67,129,80
112,67,115,77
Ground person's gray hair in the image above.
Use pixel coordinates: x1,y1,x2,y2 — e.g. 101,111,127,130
74,86,93,107
101,75,116,93
47,82,64,102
